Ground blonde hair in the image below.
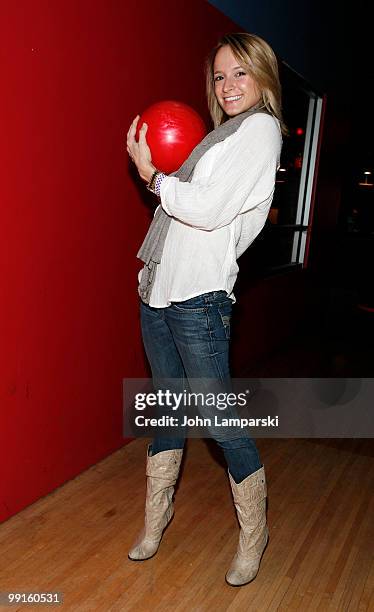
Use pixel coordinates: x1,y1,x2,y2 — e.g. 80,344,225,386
205,32,288,136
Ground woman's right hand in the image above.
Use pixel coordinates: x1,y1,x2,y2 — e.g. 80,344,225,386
126,116,156,183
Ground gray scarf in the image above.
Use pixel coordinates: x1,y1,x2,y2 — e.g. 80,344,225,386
137,102,269,303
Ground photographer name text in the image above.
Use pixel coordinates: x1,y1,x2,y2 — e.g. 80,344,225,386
134,415,279,428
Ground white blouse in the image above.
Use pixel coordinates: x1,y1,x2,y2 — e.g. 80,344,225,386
139,112,282,308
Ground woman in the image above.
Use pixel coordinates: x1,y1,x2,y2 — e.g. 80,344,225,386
126,32,285,587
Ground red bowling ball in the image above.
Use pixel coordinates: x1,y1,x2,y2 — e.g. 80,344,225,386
136,100,206,174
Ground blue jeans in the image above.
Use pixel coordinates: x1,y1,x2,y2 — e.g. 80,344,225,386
140,290,262,483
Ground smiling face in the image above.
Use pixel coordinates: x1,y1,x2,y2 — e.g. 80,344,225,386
213,45,261,117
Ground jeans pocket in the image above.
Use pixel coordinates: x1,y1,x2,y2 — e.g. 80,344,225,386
171,303,207,313
218,304,231,340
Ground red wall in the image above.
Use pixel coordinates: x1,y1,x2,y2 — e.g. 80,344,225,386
0,0,238,522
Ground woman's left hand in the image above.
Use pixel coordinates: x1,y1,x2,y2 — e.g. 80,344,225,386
127,115,156,183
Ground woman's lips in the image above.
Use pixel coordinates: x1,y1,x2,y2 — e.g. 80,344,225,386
224,95,243,104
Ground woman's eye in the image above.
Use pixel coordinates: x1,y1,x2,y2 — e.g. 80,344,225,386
214,71,245,82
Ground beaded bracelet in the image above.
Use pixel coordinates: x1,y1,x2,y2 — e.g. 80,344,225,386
146,170,158,193
155,172,166,196
146,170,166,196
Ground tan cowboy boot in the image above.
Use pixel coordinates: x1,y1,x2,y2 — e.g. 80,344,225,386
225,465,269,586
128,444,183,561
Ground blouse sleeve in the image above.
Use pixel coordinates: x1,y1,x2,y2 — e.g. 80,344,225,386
159,113,281,232
235,203,271,259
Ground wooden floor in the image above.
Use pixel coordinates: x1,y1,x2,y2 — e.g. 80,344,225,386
0,436,373,611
